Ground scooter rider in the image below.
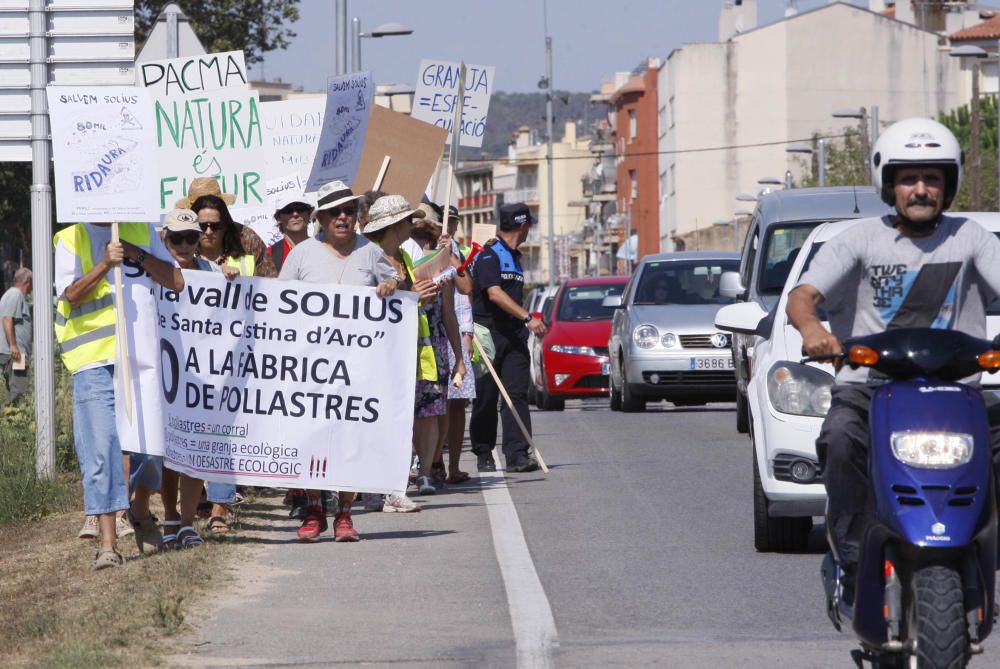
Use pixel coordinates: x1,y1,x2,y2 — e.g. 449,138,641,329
786,117,1000,601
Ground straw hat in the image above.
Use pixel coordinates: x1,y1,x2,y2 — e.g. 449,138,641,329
363,195,425,234
174,177,236,209
313,180,361,216
157,208,201,234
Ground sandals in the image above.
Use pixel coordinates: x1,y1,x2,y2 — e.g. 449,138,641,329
176,526,204,548
445,471,471,485
207,515,229,534
162,519,182,550
416,475,437,496
92,547,124,571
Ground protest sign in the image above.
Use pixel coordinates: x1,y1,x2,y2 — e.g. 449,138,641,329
47,87,159,222
354,105,447,208
412,246,453,282
119,270,418,494
136,50,248,97
262,97,325,186
412,60,495,148
472,223,495,247
306,72,373,192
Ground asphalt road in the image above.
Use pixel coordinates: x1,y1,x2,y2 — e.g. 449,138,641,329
171,399,865,668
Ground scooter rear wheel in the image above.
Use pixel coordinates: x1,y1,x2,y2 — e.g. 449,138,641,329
908,564,969,669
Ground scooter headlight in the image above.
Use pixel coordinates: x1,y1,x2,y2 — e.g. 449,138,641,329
766,361,834,417
890,431,973,469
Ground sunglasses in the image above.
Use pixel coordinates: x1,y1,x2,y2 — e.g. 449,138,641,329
322,205,356,218
282,206,312,216
167,232,201,246
199,222,225,232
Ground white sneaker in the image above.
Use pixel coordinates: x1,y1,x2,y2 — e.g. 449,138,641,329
78,515,99,539
116,513,135,538
363,494,384,512
383,493,421,513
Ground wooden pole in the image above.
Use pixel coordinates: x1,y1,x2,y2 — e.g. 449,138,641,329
373,155,391,191
111,223,133,422
472,333,549,474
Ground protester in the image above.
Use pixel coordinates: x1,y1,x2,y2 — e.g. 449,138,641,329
0,267,32,406
279,180,402,539
364,195,467,496
54,220,183,568
469,203,546,473
157,209,239,548
269,193,315,272
187,186,277,533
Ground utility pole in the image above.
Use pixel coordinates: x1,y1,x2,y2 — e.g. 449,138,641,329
29,0,54,476
336,0,347,75
971,70,982,209
545,35,555,287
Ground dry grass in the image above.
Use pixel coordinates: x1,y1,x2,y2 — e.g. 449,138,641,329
0,492,260,669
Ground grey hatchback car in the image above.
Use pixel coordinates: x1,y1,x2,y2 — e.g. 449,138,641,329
608,252,739,412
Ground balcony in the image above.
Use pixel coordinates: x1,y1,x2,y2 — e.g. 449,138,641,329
506,188,539,204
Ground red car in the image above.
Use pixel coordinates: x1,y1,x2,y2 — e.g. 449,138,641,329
532,276,629,411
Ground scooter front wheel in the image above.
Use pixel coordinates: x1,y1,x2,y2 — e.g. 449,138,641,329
907,564,969,669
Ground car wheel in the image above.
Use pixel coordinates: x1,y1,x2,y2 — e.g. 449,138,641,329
620,362,645,413
752,444,811,553
672,400,706,407
609,374,622,411
541,389,565,411
736,391,750,434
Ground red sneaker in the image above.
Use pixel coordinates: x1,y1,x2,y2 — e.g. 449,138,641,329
297,505,327,541
333,511,360,542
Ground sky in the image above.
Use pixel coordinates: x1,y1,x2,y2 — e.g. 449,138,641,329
258,0,840,94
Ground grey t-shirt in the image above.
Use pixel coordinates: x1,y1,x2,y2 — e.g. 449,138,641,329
796,215,1000,383
278,236,399,286
0,287,30,356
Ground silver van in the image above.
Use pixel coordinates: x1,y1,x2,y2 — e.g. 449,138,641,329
719,186,891,433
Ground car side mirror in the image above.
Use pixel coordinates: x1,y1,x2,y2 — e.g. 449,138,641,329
719,271,747,300
601,295,623,309
714,301,768,336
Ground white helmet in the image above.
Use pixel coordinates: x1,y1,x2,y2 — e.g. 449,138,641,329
871,117,963,209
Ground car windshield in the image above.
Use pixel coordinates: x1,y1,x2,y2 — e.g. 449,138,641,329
556,283,624,322
759,222,832,295
633,260,738,305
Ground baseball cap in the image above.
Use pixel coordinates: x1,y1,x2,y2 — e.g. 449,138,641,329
498,203,534,231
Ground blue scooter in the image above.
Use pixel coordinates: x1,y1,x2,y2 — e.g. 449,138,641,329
814,328,998,669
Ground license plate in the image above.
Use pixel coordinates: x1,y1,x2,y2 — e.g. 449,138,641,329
601,363,611,375
690,357,733,370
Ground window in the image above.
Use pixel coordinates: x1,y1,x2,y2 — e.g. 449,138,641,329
668,96,675,129
629,170,637,199
758,223,828,294
669,164,676,196
628,109,637,140
556,283,625,322
634,260,739,306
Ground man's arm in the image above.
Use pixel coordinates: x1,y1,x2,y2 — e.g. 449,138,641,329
121,241,184,292
64,242,122,307
2,316,18,362
486,286,545,335
786,284,841,356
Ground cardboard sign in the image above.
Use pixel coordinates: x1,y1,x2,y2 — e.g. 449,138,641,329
261,97,325,187
412,60,495,148
136,51,249,98
47,86,160,222
471,223,495,247
354,105,447,207
306,72,373,192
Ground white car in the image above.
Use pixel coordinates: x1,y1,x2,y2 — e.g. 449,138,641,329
714,213,1000,553
525,284,559,406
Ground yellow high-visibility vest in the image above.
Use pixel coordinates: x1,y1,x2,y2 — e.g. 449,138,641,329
401,250,438,382
53,223,151,373
224,254,255,276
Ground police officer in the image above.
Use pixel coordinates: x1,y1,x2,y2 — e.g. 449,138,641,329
469,203,547,472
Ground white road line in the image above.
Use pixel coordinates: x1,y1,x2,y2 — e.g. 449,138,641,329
480,458,559,669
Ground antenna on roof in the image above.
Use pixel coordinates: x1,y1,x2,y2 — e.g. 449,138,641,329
852,184,860,214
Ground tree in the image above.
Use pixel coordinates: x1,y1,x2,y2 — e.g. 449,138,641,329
134,1,300,65
796,129,867,188
0,163,34,283
940,95,998,212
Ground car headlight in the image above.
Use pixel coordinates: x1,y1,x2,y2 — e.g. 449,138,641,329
633,324,659,349
661,332,678,348
549,344,597,356
891,431,973,469
766,361,834,417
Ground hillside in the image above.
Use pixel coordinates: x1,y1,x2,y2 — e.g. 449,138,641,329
459,91,595,160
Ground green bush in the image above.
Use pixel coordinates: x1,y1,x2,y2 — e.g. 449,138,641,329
0,405,74,523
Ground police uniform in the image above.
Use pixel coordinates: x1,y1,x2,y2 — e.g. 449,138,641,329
469,205,536,470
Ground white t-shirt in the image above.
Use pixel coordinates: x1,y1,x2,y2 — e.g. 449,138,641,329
54,223,175,371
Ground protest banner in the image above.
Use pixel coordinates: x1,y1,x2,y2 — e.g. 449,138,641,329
242,172,312,248
306,72,373,192
354,105,447,208
262,97,325,186
412,59,495,148
47,86,159,222
136,50,248,97
118,270,419,494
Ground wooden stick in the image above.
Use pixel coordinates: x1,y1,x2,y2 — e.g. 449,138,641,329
429,153,444,202
111,223,133,423
472,334,549,474
373,155,391,191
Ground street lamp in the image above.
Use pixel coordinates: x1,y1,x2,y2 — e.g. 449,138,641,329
786,142,825,188
757,176,782,186
832,106,879,184
736,193,757,202
951,45,988,210
351,19,413,72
